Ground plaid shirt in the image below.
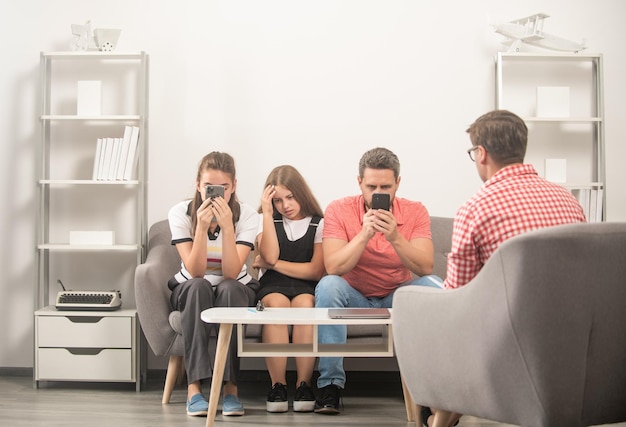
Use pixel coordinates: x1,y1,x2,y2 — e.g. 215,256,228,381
444,164,586,289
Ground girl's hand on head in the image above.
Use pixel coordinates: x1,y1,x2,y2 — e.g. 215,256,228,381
261,185,276,215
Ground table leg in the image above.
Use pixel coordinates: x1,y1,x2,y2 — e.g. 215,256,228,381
205,323,233,427
400,373,419,422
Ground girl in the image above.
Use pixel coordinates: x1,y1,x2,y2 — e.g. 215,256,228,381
168,152,259,417
253,165,325,413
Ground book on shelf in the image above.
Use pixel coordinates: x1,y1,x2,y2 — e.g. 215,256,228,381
91,126,140,181
595,187,604,222
92,138,104,180
99,138,113,180
589,189,598,222
571,187,603,223
123,126,140,181
109,137,121,181
115,126,133,180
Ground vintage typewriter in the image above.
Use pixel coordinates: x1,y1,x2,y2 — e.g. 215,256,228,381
55,281,122,311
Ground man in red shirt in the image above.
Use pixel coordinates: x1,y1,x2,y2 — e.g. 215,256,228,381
425,110,586,427
314,147,436,414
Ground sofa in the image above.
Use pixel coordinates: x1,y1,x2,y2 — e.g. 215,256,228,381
135,216,453,382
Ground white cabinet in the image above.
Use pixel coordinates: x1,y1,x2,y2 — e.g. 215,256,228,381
495,52,605,221
35,52,149,387
35,307,143,390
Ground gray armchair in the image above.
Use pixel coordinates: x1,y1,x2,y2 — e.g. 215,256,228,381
134,220,184,404
392,222,626,427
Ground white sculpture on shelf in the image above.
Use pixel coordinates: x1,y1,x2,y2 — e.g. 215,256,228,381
493,13,587,53
70,20,93,51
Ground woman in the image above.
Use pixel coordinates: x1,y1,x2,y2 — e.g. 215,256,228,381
168,152,259,417
254,165,325,413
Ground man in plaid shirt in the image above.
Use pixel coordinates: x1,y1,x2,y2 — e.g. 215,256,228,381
424,109,586,427
443,109,586,290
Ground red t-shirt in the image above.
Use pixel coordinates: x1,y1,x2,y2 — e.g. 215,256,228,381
323,195,431,297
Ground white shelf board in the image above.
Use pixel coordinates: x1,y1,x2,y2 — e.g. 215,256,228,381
39,179,140,185
41,51,146,60
523,117,602,123
497,52,602,61
41,115,141,121
37,244,140,251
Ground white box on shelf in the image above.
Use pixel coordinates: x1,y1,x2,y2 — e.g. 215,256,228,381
77,80,102,116
536,86,570,118
544,158,567,183
69,231,114,245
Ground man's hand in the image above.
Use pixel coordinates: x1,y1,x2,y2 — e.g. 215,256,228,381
371,208,399,242
361,209,380,240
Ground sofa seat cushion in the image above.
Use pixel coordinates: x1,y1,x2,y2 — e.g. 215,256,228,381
169,310,182,335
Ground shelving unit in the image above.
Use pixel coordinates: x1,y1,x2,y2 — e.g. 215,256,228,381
35,51,149,389
495,52,605,221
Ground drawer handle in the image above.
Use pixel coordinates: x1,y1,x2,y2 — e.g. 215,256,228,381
66,316,104,323
65,348,105,355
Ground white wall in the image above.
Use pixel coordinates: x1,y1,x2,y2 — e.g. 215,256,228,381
1,0,625,368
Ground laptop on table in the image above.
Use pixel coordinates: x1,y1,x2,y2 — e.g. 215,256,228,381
327,308,390,319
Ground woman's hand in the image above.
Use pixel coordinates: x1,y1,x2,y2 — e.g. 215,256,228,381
252,254,274,270
196,198,215,231
207,196,233,231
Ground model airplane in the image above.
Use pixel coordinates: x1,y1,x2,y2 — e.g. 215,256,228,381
493,13,587,53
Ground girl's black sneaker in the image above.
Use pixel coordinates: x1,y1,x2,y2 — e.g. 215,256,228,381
293,382,316,412
266,382,288,413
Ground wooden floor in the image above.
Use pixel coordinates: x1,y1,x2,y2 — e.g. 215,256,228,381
1,372,624,427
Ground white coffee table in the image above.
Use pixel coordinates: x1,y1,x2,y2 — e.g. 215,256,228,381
200,307,416,427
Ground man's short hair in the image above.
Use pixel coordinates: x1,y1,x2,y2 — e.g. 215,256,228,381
466,110,528,165
358,147,400,179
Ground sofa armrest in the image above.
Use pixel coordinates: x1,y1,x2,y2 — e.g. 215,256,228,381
134,221,181,356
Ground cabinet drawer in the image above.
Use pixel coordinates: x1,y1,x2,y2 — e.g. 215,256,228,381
37,315,132,348
37,348,133,381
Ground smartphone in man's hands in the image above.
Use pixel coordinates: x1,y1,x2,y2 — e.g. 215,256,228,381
371,193,390,210
205,185,225,200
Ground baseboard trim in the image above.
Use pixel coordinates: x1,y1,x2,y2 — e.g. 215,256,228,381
0,367,32,377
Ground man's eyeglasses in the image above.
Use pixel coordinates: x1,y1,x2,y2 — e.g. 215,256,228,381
467,146,480,162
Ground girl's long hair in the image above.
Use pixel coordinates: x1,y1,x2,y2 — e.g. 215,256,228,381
260,165,324,218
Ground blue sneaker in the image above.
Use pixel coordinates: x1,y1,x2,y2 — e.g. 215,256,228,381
186,393,208,416
222,394,245,416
